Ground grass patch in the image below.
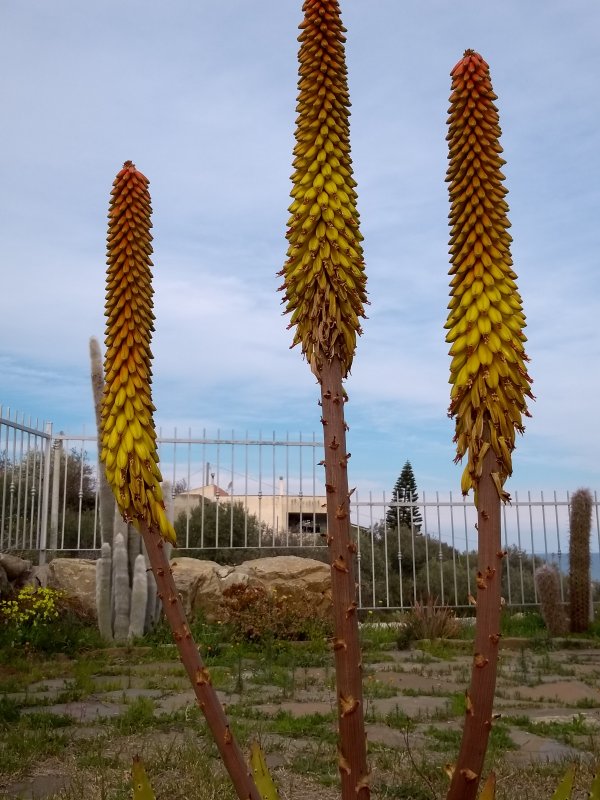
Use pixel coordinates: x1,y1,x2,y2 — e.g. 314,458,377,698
0,725,71,778
268,709,337,742
506,712,599,744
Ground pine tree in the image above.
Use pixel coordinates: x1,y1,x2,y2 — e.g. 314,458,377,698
387,461,422,530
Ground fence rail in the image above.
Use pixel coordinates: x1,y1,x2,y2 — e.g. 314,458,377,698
1,408,599,610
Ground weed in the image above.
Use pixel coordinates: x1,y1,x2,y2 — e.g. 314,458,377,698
111,696,157,734
403,597,461,642
0,695,21,728
506,712,598,745
385,705,414,730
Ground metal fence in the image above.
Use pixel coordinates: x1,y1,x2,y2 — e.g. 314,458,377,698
1,407,599,610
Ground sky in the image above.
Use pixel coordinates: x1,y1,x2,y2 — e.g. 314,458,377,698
1,0,599,498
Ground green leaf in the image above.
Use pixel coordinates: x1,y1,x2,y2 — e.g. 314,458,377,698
132,755,156,800
550,765,575,800
589,768,600,800
479,771,496,800
249,741,280,800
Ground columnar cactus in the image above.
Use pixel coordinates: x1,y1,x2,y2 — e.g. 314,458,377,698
95,542,113,641
91,336,161,642
128,553,149,640
569,487,593,633
535,563,568,636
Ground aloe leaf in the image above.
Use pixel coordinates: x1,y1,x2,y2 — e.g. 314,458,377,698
132,755,156,800
249,741,280,800
550,765,575,800
479,772,496,800
589,768,600,800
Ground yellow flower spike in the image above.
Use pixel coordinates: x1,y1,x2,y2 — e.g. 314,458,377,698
445,51,533,501
279,0,367,378
101,161,176,545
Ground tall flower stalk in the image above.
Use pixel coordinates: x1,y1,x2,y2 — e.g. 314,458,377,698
279,1,369,797
444,51,533,800
101,161,261,800
101,161,174,543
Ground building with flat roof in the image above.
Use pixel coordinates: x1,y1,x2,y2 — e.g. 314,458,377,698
174,483,328,538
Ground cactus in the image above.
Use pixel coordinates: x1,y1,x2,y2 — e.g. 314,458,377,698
91,336,163,642
535,564,568,636
112,532,131,641
128,554,149,640
96,542,113,641
90,337,116,547
569,488,593,633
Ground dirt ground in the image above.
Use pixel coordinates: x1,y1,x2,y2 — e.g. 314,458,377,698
2,640,600,799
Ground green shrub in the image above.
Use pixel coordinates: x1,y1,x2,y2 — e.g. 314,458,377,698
220,582,332,643
0,586,103,655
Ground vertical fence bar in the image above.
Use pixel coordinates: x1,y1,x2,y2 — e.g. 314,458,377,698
462,495,472,599
540,490,549,562
528,491,537,603
368,491,376,607
554,490,565,601
60,442,68,550
311,431,317,547
15,413,25,547
271,431,276,546
0,410,10,551
285,432,290,547
243,431,249,548
397,510,404,609
185,428,192,548
422,491,431,598
230,431,235,548
595,490,600,562
38,422,53,564
217,429,221,547
298,432,303,547
200,429,206,549
355,490,362,609
503,501,512,606
449,492,459,605
514,491,525,604
257,430,263,548
382,491,390,607
8,414,17,548
436,491,444,604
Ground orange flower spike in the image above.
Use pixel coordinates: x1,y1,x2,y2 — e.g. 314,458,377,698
279,0,367,379
445,50,533,502
101,161,176,545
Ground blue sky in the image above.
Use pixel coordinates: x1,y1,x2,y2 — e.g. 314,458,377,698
1,0,599,496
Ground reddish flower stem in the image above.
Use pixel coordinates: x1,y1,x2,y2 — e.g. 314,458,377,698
319,357,370,800
447,440,502,800
139,521,261,800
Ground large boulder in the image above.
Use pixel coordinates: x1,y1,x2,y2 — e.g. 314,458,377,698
169,558,223,620
171,555,331,622
235,555,331,609
0,553,32,581
0,564,9,598
0,552,45,597
42,555,332,625
47,558,97,617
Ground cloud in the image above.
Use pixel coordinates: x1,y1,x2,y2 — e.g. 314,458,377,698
1,0,599,498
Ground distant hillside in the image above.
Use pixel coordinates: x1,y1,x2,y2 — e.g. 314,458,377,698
539,553,600,582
